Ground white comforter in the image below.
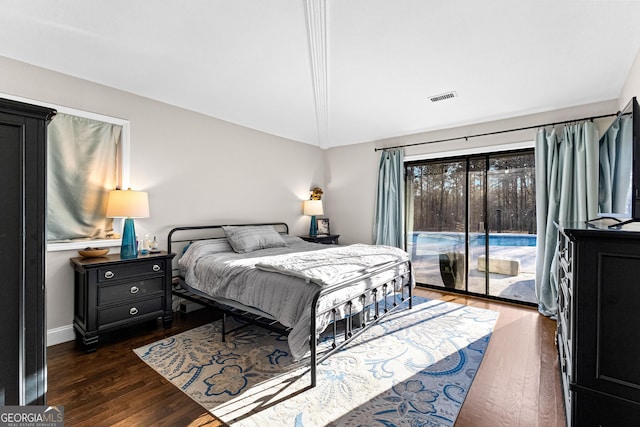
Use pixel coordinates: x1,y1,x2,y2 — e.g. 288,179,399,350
178,235,411,360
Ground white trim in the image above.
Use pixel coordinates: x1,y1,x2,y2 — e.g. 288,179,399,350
47,324,76,347
304,0,329,147
47,239,121,252
404,140,535,162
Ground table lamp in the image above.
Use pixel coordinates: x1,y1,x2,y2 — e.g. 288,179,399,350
106,188,150,259
303,199,323,237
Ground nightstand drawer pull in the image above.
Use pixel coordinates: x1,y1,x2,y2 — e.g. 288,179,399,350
129,307,139,316
130,286,139,294
104,271,114,279
152,264,160,272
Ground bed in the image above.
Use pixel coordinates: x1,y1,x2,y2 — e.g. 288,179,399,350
168,222,413,386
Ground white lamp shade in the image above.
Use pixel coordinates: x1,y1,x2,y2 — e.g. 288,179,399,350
105,189,150,218
303,199,324,216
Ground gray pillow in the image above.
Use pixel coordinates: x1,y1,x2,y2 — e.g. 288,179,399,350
222,225,287,253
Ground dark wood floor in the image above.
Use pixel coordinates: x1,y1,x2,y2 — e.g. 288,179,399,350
47,288,566,426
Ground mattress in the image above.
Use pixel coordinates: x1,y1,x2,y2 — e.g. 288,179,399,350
178,234,411,359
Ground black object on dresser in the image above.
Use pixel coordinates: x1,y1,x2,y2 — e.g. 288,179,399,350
0,98,56,406
71,251,175,352
299,234,340,245
556,222,640,426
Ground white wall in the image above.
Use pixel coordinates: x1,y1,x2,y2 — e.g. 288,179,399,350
620,48,640,109
0,55,325,344
324,143,380,244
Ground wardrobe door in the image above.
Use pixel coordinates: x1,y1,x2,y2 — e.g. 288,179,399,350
0,112,23,405
0,99,55,405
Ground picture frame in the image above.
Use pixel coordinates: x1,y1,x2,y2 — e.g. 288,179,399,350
316,218,330,235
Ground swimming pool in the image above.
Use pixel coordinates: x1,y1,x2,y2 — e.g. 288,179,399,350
410,232,537,250
476,233,537,247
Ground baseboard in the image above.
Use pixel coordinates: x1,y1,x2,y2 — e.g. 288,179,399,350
45,307,199,347
47,324,75,347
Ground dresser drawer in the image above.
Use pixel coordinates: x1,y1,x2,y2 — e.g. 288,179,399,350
97,259,165,283
558,233,573,272
558,285,573,355
560,332,572,382
98,277,164,305
98,297,163,327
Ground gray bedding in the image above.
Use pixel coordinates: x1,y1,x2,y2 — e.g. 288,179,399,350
178,235,411,360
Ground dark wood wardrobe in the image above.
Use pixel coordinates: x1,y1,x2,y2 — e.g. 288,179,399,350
0,98,56,405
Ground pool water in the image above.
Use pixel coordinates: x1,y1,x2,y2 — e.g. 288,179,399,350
411,232,536,248
475,233,537,247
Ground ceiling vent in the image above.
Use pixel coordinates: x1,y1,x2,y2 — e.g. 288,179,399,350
429,91,457,103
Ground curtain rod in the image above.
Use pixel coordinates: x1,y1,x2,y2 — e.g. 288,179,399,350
373,112,619,152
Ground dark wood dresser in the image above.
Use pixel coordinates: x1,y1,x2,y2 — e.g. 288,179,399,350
556,221,640,426
71,251,175,352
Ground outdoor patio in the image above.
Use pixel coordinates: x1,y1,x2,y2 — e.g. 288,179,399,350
409,238,537,304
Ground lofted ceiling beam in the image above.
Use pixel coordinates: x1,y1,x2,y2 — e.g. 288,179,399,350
304,0,329,147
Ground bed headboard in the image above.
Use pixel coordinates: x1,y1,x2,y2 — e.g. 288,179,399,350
167,222,289,278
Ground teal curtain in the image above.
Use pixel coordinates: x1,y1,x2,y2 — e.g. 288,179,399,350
374,148,405,248
599,116,633,214
535,122,599,316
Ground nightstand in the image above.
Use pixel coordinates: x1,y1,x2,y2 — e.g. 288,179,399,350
299,234,340,245
70,251,175,352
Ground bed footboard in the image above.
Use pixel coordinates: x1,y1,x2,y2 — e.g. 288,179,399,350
309,259,413,387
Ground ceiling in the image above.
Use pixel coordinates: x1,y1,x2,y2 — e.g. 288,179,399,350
1,1,640,149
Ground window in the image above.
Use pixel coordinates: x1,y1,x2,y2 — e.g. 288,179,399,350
47,112,122,243
405,148,537,305
0,93,130,251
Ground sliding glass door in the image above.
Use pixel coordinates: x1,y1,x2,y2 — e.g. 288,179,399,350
406,159,466,289
406,149,537,305
486,153,537,300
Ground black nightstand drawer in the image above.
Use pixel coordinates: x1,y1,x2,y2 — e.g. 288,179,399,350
98,296,163,327
98,277,164,305
97,260,165,283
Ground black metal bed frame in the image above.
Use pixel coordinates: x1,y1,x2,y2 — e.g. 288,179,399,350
167,223,413,387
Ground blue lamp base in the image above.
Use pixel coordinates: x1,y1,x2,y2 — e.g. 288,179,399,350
309,215,318,237
120,217,138,259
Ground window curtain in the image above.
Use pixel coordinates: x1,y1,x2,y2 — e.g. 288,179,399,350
599,116,633,214
47,113,122,241
374,148,405,248
535,122,599,316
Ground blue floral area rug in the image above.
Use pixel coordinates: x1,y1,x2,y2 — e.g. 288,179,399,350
134,297,498,426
